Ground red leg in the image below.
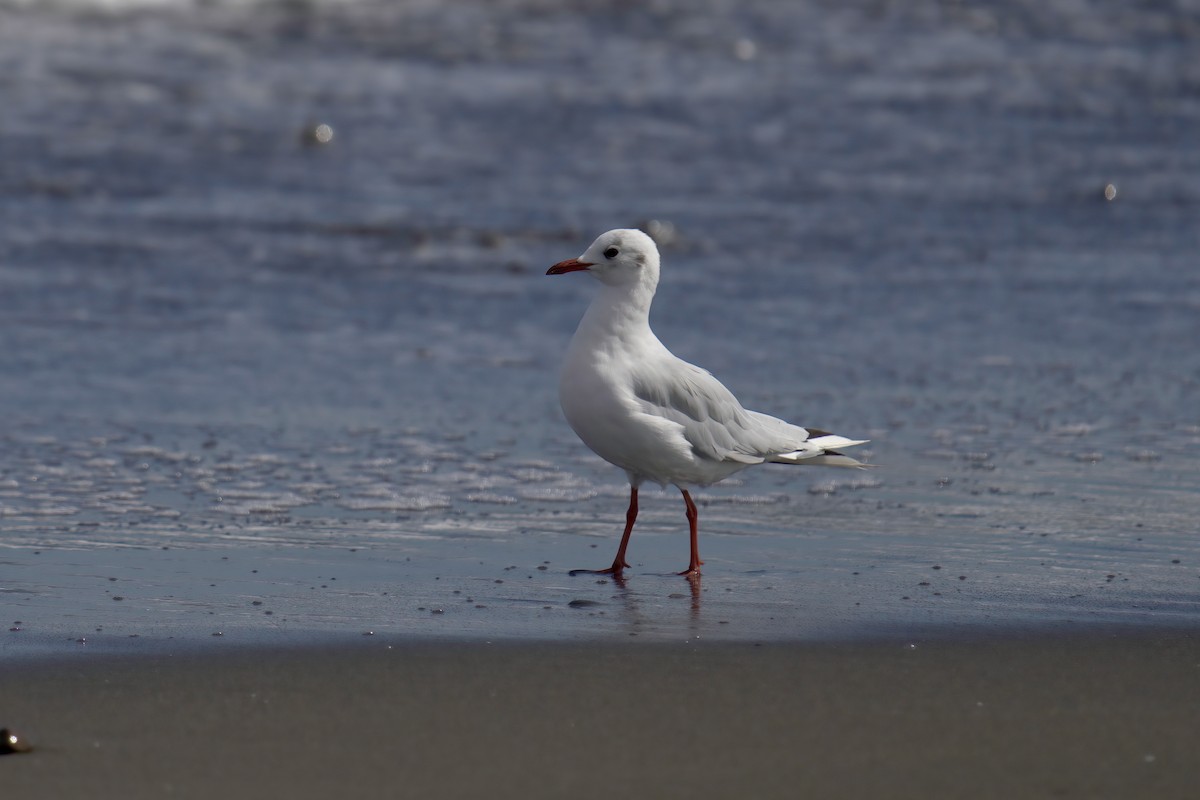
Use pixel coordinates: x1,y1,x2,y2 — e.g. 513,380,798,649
611,486,638,570
570,486,637,576
677,489,702,578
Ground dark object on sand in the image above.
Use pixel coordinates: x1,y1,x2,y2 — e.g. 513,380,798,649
1,727,33,755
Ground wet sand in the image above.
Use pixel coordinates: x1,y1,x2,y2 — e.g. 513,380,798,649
3,632,1199,799
6,529,1198,660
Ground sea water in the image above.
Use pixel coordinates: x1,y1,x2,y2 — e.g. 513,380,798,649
1,0,1198,649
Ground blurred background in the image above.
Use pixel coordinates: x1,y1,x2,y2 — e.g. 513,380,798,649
0,1,1197,609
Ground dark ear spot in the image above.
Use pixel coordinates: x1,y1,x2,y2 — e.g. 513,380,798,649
633,252,646,266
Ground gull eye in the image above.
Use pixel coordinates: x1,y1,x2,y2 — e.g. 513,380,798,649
603,246,619,259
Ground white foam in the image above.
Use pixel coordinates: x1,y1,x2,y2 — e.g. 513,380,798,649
517,487,598,502
465,493,518,505
338,495,452,512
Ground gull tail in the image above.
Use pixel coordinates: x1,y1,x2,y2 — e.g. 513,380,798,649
768,431,871,469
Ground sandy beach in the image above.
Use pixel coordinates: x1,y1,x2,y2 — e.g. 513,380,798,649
4,632,1199,799
3,0,1199,797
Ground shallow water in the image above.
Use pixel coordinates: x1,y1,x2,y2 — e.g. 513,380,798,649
2,0,1198,653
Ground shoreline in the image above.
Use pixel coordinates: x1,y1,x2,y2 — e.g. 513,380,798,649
6,613,1200,665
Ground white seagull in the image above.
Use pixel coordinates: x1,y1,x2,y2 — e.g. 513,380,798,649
547,229,868,578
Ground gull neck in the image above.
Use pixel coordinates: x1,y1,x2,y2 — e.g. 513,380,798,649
574,280,657,343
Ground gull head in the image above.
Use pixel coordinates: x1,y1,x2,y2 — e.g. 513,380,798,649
547,229,660,289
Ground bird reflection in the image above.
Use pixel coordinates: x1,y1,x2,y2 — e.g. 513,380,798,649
595,570,704,635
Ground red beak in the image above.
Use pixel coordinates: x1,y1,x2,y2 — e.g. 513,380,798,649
546,258,594,275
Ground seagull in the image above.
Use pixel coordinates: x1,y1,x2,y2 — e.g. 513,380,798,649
547,229,868,578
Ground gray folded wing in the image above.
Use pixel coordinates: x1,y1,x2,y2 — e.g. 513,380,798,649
631,361,811,464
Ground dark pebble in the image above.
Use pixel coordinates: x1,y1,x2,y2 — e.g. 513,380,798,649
0,728,33,755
